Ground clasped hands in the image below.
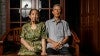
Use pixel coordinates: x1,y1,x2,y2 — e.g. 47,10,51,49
52,41,63,50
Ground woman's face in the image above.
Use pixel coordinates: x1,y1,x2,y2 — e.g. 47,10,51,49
29,10,39,22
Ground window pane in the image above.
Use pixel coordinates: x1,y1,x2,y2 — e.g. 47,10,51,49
50,0,60,8
10,23,20,29
10,9,20,22
21,9,30,18
10,0,20,8
40,0,49,8
22,16,30,22
21,23,26,27
21,9,30,22
50,9,53,19
22,0,32,8
39,9,49,22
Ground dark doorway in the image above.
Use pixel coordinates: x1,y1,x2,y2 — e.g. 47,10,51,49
65,0,80,35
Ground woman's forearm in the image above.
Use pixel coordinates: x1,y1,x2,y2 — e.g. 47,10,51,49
41,38,46,52
21,38,32,50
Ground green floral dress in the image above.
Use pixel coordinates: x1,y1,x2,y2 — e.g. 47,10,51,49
18,22,47,55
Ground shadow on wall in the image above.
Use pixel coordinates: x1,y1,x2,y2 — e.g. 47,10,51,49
65,0,80,36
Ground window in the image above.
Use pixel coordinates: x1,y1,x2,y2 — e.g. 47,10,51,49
6,0,65,31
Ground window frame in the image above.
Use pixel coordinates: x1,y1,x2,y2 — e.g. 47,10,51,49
6,0,65,31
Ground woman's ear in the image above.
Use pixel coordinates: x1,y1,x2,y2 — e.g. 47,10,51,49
37,18,39,22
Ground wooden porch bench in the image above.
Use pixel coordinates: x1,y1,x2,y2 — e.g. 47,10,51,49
0,27,80,56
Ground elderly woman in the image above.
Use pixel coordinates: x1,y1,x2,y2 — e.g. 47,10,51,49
18,9,47,56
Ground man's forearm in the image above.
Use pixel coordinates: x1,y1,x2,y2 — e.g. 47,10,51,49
60,36,69,45
47,38,57,44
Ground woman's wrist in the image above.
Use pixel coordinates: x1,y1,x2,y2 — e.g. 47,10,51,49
41,51,47,56
42,50,46,53
27,46,34,51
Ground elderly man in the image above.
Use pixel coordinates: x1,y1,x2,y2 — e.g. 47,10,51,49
46,4,72,56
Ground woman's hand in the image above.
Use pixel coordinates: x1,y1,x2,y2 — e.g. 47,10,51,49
27,46,34,51
41,39,47,56
21,38,34,51
41,52,47,56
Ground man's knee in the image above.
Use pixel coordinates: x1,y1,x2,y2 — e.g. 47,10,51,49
46,48,57,55
59,47,72,55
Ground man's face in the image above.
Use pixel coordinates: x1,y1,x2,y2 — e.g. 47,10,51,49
52,6,61,18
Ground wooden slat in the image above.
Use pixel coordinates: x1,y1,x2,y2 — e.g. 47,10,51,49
71,30,80,56
0,27,22,55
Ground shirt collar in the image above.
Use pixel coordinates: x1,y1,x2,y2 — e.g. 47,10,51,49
51,18,61,23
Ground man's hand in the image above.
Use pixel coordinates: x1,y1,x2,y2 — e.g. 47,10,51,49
51,42,63,50
51,42,59,49
47,38,63,49
52,41,63,50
